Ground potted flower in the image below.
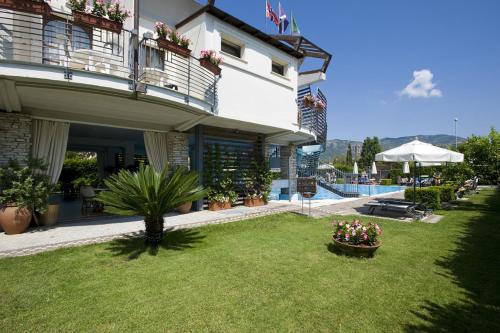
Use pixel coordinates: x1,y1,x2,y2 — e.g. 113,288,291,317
154,22,191,58
314,99,326,112
332,219,382,257
68,0,130,34
303,94,316,108
207,177,237,211
0,0,51,16
0,159,52,234
199,49,223,75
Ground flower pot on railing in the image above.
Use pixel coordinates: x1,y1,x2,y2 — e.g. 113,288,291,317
0,0,51,16
199,58,221,76
72,11,122,34
156,38,191,58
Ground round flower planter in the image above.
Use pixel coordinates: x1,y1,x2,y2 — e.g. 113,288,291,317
177,202,192,214
332,238,381,258
0,207,32,235
38,204,60,226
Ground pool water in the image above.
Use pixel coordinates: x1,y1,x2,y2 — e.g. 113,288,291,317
269,185,405,201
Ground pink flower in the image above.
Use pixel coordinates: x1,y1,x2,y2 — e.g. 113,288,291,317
363,233,368,241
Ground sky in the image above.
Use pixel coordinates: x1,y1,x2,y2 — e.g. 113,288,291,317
212,0,500,140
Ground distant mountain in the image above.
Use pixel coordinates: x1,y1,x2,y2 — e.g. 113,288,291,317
320,134,465,162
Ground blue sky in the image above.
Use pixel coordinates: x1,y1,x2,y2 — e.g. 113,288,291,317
213,0,500,140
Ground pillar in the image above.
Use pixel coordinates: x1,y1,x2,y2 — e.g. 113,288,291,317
280,144,297,196
0,112,32,165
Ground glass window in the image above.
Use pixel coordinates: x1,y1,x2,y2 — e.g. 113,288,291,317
72,25,91,50
221,39,242,58
272,61,285,76
43,20,90,65
142,45,164,70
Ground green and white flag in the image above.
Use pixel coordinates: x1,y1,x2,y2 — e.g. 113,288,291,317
291,15,300,35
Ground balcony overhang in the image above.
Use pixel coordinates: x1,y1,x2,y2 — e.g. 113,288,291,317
298,70,327,87
270,35,332,74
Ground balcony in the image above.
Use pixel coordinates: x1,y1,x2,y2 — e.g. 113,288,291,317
0,8,218,109
297,86,327,145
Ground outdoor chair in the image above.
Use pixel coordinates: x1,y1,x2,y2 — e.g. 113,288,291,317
80,186,103,215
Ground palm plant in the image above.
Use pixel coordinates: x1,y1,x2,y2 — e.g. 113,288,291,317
97,165,206,245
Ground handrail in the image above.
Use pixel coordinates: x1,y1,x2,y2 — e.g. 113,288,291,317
0,8,218,110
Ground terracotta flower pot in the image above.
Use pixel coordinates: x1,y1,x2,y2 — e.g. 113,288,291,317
332,238,381,258
199,58,221,75
156,38,191,58
0,207,32,235
72,11,123,34
208,201,231,211
177,202,192,214
38,204,60,226
0,0,51,16
244,197,265,207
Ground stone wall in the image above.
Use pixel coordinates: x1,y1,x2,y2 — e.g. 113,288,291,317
0,112,32,165
167,131,189,169
280,144,297,195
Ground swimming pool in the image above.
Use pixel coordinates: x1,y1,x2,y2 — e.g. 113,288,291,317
269,184,406,201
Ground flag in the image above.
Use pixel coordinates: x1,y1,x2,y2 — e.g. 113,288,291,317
278,2,289,34
266,1,279,26
291,15,300,35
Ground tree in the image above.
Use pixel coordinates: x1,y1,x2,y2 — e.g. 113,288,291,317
346,143,353,165
359,137,382,170
97,165,207,245
458,128,499,184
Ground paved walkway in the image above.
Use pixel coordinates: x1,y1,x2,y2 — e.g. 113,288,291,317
0,191,411,258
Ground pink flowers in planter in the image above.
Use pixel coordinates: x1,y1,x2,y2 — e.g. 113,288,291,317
302,93,326,111
332,219,382,246
200,49,224,66
107,1,131,23
154,21,170,38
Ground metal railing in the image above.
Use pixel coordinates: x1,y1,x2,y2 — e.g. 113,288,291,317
298,165,360,197
0,8,218,108
297,85,327,145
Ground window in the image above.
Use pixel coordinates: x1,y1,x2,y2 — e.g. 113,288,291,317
141,45,164,70
271,61,285,76
43,20,90,65
221,38,242,58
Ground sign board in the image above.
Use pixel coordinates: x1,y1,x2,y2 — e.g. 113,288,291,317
297,177,317,196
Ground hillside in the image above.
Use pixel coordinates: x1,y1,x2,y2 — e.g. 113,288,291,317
320,134,465,162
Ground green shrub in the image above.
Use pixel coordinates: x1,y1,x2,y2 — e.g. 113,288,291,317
380,179,392,185
437,186,455,203
405,187,441,209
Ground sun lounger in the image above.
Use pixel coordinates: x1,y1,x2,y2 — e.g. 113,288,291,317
365,199,432,221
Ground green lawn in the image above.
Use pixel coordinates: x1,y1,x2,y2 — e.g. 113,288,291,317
1,189,499,332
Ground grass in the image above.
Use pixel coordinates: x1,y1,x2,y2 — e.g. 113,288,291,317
0,189,499,332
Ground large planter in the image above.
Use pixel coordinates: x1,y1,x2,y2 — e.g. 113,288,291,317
332,238,381,258
244,197,265,207
199,58,221,76
156,38,191,58
0,0,51,16
0,207,32,235
177,202,192,214
38,204,60,226
208,201,231,211
72,11,123,34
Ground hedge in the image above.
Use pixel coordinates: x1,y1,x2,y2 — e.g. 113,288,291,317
404,185,456,209
380,179,392,185
405,187,441,209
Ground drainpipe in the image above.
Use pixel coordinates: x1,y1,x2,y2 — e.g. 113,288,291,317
133,0,139,91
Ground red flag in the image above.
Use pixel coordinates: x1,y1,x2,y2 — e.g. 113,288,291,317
266,1,279,26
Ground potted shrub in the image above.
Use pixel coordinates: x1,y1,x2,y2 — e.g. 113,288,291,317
243,159,272,207
154,22,191,58
176,201,192,214
0,160,51,234
332,219,382,257
0,0,51,16
303,94,316,108
68,0,130,34
208,177,237,211
199,49,223,75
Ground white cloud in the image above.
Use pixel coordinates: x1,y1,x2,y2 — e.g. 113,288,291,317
399,69,442,98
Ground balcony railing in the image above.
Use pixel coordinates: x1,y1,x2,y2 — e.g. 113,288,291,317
0,8,218,108
297,86,327,145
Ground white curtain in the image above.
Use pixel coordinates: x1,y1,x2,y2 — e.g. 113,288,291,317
144,131,169,172
31,119,70,184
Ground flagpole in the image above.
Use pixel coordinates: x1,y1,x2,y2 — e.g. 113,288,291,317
290,11,293,35
265,0,268,33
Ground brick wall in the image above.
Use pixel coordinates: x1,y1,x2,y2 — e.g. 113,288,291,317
0,112,32,165
167,132,189,169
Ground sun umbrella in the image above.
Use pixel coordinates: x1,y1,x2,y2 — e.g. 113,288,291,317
371,161,377,175
403,162,410,174
353,162,358,174
375,139,464,203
